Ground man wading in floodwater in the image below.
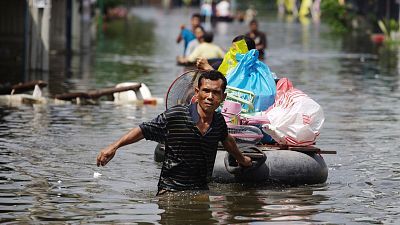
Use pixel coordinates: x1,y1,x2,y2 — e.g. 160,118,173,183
97,70,252,195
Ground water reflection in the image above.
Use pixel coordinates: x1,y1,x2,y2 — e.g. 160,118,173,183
157,185,329,224
94,17,157,86
1,14,160,97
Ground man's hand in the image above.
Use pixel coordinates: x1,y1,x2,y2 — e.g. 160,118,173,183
239,156,252,167
96,127,144,167
177,55,187,64
223,134,253,168
196,57,214,71
96,146,117,167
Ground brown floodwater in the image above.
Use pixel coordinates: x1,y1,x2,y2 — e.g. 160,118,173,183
1,6,400,224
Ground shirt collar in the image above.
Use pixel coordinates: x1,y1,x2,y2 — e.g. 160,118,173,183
189,103,200,124
189,103,218,125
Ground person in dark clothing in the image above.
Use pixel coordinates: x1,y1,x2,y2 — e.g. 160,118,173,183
245,19,267,60
96,70,252,195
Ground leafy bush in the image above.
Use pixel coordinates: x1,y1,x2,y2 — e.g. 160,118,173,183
320,0,355,34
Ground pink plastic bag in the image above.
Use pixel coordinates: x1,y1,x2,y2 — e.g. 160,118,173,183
260,78,325,146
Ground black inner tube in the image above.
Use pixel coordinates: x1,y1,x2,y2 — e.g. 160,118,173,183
224,145,267,174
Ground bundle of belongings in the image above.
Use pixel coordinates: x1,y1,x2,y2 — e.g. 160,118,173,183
219,43,324,146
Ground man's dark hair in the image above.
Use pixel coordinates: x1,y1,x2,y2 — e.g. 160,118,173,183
249,19,258,26
196,25,205,32
192,13,201,19
232,35,256,50
198,70,227,92
202,32,214,43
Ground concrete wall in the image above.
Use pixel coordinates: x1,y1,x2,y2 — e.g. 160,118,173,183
0,0,96,87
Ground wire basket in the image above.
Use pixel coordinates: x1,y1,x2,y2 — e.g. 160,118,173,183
225,86,255,113
166,70,200,109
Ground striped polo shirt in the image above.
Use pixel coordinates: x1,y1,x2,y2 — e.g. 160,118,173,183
139,103,228,191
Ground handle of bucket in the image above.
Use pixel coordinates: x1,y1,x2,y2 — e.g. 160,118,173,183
224,146,266,174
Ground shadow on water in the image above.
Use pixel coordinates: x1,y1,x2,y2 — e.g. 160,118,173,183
157,184,330,224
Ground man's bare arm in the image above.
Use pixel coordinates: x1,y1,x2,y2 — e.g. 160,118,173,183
176,24,185,43
222,134,252,167
196,57,214,71
96,127,144,167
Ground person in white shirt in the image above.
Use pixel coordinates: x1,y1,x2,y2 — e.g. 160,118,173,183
216,0,231,17
200,0,213,17
178,32,225,64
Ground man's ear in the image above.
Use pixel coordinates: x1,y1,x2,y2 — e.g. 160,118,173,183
195,87,199,96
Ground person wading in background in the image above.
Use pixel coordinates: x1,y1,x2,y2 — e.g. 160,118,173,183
245,19,267,60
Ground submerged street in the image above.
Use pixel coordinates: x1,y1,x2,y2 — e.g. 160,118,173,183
1,6,400,224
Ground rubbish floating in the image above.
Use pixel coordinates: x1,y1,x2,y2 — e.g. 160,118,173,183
93,172,102,178
0,80,162,106
55,83,143,101
0,80,48,106
55,82,161,105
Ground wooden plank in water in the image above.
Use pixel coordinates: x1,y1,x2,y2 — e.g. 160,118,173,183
0,80,47,95
55,83,142,101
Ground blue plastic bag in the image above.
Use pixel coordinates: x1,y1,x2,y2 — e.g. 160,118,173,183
226,49,276,112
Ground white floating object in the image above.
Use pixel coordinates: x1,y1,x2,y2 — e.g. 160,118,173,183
113,82,152,103
57,180,62,184
93,172,102,178
32,85,42,98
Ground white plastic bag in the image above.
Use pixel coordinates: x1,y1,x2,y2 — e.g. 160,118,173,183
261,78,324,146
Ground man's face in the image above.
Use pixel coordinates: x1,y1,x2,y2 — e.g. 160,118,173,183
195,78,226,114
191,17,201,28
250,23,258,32
194,27,204,39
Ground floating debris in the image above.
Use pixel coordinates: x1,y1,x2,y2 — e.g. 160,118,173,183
93,172,102,178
